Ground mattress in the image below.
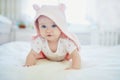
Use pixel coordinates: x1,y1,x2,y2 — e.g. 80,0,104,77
0,41,120,80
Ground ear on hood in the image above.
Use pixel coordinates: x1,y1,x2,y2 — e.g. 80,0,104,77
59,3,66,12
33,4,40,11
33,3,66,12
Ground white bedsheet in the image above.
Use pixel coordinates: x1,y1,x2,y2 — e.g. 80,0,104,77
0,41,120,80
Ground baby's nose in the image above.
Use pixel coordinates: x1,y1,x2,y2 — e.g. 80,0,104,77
46,27,52,32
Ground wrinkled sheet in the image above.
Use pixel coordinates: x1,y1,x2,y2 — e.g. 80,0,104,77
0,41,120,80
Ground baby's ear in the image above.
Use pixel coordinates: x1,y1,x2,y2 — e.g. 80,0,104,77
33,4,40,11
59,3,66,11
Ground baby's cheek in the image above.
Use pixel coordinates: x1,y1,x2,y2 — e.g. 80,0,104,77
40,33,45,37
54,31,61,37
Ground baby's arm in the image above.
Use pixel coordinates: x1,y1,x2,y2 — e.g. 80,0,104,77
24,49,37,67
66,49,81,70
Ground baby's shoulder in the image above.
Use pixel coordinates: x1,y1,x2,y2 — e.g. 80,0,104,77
32,36,44,43
60,38,73,44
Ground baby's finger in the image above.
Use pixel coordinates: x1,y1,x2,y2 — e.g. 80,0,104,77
23,64,30,67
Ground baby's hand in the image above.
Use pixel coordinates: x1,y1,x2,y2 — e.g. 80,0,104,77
23,63,36,67
24,51,36,67
23,57,36,67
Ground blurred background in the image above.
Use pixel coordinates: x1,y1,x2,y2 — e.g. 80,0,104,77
0,0,120,46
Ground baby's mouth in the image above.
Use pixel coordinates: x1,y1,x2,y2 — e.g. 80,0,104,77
47,34,52,37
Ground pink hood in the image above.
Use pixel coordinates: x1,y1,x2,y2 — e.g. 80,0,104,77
33,4,80,52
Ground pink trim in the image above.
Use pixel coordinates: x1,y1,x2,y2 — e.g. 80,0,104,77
36,51,46,59
32,35,40,40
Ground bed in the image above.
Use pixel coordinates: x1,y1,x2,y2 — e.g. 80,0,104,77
0,41,120,80
0,15,15,44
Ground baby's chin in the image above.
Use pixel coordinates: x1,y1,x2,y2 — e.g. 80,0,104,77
46,37,60,41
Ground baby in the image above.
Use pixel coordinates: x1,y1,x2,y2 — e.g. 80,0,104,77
24,4,81,70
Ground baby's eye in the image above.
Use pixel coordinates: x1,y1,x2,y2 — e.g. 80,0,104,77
52,24,57,28
41,25,47,28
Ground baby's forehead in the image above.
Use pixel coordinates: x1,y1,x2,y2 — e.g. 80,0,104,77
38,15,55,24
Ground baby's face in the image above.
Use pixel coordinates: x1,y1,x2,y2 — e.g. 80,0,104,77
38,16,61,41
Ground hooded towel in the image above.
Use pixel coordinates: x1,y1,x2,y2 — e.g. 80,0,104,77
33,4,80,52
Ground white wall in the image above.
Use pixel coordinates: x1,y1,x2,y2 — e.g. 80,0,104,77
87,0,120,30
